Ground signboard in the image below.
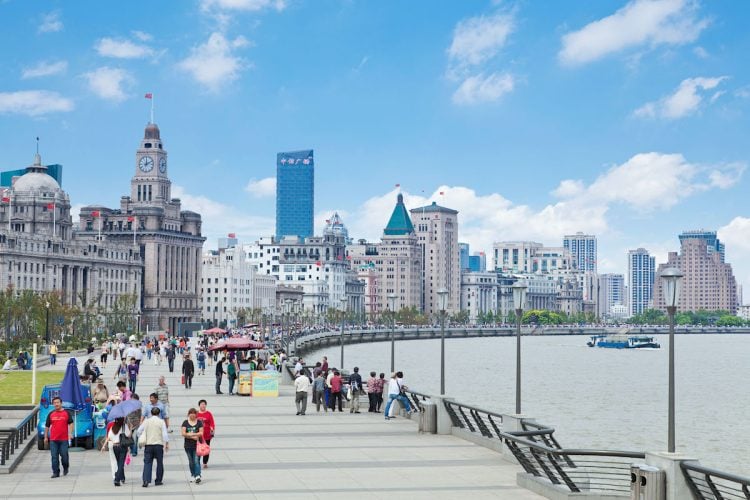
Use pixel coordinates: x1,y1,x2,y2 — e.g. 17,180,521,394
251,371,279,397
238,362,252,396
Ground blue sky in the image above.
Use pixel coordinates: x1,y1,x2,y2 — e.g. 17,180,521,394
2,0,750,290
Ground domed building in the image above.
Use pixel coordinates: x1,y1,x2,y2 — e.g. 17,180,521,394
0,152,142,314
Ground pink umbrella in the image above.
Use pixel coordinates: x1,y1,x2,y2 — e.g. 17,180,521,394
209,338,264,351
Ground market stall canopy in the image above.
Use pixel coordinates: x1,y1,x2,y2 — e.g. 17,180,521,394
204,327,227,335
209,338,264,351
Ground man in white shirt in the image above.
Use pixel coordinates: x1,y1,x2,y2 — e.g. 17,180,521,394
294,358,303,375
125,344,140,365
294,372,310,416
136,407,169,487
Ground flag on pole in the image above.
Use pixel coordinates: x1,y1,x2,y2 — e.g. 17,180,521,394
47,202,54,209
439,191,444,195
127,216,134,222
144,93,153,99
91,210,100,217
228,233,236,238
395,183,400,188
1,196,9,204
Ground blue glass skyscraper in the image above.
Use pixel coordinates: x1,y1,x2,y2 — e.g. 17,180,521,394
276,149,314,239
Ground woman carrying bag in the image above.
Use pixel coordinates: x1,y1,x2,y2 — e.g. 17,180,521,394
102,417,132,486
181,408,204,484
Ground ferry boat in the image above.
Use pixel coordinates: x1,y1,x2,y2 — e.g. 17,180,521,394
586,334,660,349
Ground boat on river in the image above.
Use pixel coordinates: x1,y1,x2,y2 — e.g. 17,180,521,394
586,334,660,349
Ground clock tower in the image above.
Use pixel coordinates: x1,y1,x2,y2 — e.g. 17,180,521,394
132,122,171,204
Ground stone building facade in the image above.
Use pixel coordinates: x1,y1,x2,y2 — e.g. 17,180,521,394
0,153,142,324
79,123,204,334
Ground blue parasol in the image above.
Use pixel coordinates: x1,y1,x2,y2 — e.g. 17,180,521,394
106,399,142,422
60,358,86,410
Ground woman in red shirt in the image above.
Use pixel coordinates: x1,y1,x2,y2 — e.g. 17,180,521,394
196,399,215,467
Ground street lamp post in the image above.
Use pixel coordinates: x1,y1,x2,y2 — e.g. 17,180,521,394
661,267,684,453
283,299,292,353
339,297,347,369
44,301,50,346
511,282,527,414
387,294,397,373
437,288,448,395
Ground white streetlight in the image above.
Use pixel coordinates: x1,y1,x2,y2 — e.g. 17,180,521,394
437,288,448,395
387,293,397,372
511,282,527,414
339,297,347,369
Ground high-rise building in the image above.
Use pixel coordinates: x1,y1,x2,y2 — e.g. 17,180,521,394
597,273,625,318
459,242,470,271
678,229,725,261
628,248,655,317
468,253,486,272
563,232,597,273
492,241,543,273
276,150,314,239
80,122,205,334
653,232,738,313
410,201,460,316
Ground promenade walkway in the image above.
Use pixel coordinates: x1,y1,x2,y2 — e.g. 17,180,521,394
0,351,541,499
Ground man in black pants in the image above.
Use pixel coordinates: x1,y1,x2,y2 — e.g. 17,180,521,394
215,357,225,394
166,346,175,373
182,354,195,389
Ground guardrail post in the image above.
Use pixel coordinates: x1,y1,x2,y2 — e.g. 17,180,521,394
645,452,699,500
431,396,455,435
501,414,536,465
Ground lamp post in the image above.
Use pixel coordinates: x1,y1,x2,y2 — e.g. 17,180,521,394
661,267,683,453
283,299,292,352
511,282,527,414
339,297,347,369
437,288,448,395
387,293,397,373
44,301,50,346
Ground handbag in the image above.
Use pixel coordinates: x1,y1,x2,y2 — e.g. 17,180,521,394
119,433,134,448
181,374,185,384
196,437,210,457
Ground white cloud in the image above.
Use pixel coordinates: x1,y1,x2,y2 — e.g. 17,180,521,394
693,46,709,59
452,72,514,105
0,90,74,116
177,33,249,92
634,76,727,119
38,11,63,33
21,60,68,79
131,30,153,42
172,186,274,246
556,152,744,211
83,67,133,102
245,177,276,197
200,0,286,12
447,12,514,69
559,0,709,66
95,37,155,59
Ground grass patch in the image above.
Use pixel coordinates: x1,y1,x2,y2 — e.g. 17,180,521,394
0,371,64,405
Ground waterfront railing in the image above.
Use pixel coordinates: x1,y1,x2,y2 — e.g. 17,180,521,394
682,462,750,499
0,405,38,467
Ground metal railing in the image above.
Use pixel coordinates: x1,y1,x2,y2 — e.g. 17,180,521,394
443,399,643,495
682,462,750,499
405,390,431,413
444,399,504,440
0,406,39,466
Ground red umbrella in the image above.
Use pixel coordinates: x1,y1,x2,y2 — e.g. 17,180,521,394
204,327,226,334
209,338,264,351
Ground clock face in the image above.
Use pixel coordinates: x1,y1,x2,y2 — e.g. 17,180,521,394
159,157,167,173
139,156,154,172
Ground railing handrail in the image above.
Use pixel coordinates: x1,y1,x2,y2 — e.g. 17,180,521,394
682,461,750,487
443,399,504,419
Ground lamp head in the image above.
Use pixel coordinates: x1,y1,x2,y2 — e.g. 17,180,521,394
511,282,527,311
660,267,684,308
437,288,448,312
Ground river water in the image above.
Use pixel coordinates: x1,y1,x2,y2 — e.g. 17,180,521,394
307,333,749,475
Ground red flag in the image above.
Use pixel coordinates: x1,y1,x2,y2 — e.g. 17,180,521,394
144,93,153,99
346,255,351,260
315,261,322,267
228,233,236,238
2,197,9,204
91,210,100,217
439,191,444,195
395,183,400,188
127,216,135,222
325,219,330,224
47,202,54,209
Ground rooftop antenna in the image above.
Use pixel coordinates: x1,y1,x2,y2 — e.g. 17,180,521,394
36,136,39,155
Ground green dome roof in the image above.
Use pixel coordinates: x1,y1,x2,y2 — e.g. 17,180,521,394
384,194,415,235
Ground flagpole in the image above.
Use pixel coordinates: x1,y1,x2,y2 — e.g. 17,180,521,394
7,194,11,232
98,215,102,241
133,217,136,246
150,95,154,124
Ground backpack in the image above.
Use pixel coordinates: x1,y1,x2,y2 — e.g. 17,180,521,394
197,352,205,362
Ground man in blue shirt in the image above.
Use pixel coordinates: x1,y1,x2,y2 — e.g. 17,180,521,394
140,393,166,424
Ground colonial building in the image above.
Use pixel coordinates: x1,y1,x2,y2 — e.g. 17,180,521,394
460,271,498,322
0,152,142,319
79,122,204,334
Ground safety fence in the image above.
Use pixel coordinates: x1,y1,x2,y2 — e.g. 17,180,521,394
682,462,750,499
0,406,38,467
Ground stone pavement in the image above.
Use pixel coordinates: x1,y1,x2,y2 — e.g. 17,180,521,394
0,351,542,499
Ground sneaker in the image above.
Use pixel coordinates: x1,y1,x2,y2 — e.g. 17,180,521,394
195,476,202,484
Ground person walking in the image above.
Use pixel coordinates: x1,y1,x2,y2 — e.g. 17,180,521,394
166,345,176,373
44,396,72,478
182,354,195,389
196,400,215,468
48,342,58,366
141,393,166,424
113,359,127,382
137,407,169,487
294,370,310,415
214,357,225,394
181,408,203,484
99,341,108,368
102,417,131,486
154,376,172,432
227,358,237,395
349,367,362,414
384,371,415,420
366,371,379,412
197,349,206,375
329,370,343,412
376,373,386,412
312,371,326,412
127,357,139,393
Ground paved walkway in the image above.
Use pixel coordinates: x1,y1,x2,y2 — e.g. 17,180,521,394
0,351,541,499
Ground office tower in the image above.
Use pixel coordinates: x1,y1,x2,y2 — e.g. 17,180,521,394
628,248,655,317
459,242,470,271
598,273,625,317
563,232,597,273
276,150,314,239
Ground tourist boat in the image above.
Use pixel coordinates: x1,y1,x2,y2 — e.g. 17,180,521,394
586,334,660,349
